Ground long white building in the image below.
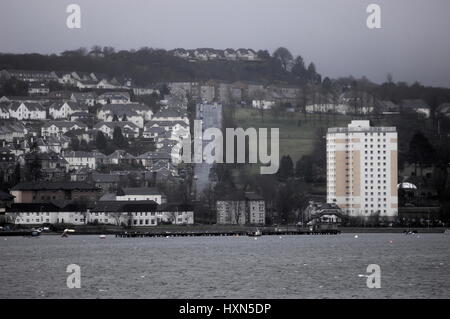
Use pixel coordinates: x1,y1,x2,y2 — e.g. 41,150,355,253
326,120,398,220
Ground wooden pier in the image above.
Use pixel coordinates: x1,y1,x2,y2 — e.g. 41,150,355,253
115,229,341,238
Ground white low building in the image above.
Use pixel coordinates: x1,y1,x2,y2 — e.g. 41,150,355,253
115,187,166,204
6,209,193,227
6,212,87,225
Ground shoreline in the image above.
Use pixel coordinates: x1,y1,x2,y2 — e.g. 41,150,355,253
1,225,447,236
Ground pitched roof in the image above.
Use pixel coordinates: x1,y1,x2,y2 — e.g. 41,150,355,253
153,109,186,118
11,181,99,191
63,151,94,158
401,99,430,109
9,101,45,112
117,187,161,196
97,92,130,100
92,173,121,183
94,121,139,130
92,200,158,212
42,121,87,129
0,191,14,201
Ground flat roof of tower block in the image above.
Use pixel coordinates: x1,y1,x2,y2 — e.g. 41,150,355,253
328,120,396,134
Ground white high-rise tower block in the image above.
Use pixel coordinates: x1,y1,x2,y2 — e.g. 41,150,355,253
326,120,398,220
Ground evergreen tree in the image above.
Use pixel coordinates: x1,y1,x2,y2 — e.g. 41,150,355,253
408,131,436,176
277,155,294,180
113,127,128,148
273,47,293,71
96,131,108,150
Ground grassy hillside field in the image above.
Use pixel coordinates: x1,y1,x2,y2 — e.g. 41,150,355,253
232,108,353,163
232,108,434,164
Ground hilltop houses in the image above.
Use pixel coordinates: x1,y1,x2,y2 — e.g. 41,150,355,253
0,69,58,82
169,48,260,62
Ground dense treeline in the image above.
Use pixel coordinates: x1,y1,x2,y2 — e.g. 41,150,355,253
0,47,317,85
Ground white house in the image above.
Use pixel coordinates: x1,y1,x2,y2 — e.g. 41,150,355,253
96,92,131,105
97,79,119,89
132,87,159,96
70,92,96,106
97,104,150,128
63,151,96,170
9,102,46,120
305,104,352,115
236,49,258,61
94,121,140,139
224,48,237,60
0,104,10,119
7,212,87,225
28,82,49,95
152,109,188,123
41,121,87,138
252,100,275,110
49,101,86,119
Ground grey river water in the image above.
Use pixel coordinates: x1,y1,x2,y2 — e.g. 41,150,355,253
0,234,449,299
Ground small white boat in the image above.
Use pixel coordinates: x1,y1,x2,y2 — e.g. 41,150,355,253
61,229,75,238
247,229,262,237
99,235,106,239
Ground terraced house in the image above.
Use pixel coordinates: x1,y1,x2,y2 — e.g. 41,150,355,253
10,181,100,204
9,101,46,120
49,101,87,119
41,121,87,138
62,151,96,170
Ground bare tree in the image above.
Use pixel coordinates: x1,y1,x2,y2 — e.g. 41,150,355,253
109,212,125,226
6,213,21,225
231,200,245,225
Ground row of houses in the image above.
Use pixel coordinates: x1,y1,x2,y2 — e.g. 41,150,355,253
4,209,193,227
0,70,130,90
167,81,300,105
1,70,159,98
171,48,260,62
2,181,193,226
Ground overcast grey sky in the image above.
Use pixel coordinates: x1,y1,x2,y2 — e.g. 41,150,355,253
1,0,450,87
